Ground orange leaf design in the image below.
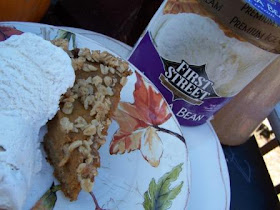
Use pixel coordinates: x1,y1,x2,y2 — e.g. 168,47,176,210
133,72,172,125
110,72,171,167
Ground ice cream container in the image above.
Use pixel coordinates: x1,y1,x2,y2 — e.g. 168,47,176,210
129,0,280,126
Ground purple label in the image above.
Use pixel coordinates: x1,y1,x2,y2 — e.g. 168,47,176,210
246,0,280,26
129,32,232,126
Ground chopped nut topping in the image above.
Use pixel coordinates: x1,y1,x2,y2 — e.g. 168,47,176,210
91,51,100,62
112,78,118,87
97,85,107,96
63,96,75,103
85,77,93,84
77,163,87,174
120,77,128,86
96,85,113,96
83,124,97,136
117,63,128,73
100,64,109,75
59,139,93,168
79,85,94,97
69,140,83,152
109,67,115,74
80,178,93,192
100,51,107,58
92,142,100,150
72,57,86,71
82,63,97,72
97,124,105,138
84,95,95,110
106,119,112,126
51,39,69,51
77,78,88,87
62,102,74,115
73,138,96,192
104,76,112,87
78,48,92,61
91,119,99,126
90,101,107,117
92,76,103,87
104,98,111,105
96,138,106,146
52,48,132,198
108,58,120,67
60,117,73,133
74,116,88,130
106,87,114,96
78,48,90,57
103,55,113,64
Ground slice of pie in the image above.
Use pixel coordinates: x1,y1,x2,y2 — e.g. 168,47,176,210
44,45,131,200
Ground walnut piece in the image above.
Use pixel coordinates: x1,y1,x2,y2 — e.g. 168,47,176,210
62,102,74,114
60,117,74,133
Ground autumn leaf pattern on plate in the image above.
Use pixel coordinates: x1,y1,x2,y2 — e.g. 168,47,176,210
1,22,189,210
143,163,184,210
55,29,76,48
110,72,185,167
31,184,60,210
0,26,22,41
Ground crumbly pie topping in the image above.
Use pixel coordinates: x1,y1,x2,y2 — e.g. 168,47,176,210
57,48,130,192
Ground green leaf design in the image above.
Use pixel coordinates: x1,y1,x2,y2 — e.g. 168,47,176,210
31,183,61,210
55,29,77,48
143,163,184,210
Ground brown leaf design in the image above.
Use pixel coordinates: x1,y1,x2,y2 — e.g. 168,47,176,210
0,26,22,41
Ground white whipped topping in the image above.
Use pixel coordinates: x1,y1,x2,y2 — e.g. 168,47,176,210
0,33,75,210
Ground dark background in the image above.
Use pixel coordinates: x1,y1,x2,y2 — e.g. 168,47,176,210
41,0,163,46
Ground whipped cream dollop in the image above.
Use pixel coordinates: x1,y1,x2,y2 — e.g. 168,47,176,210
0,33,75,210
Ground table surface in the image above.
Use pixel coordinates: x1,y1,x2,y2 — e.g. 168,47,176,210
39,2,279,209
223,136,279,210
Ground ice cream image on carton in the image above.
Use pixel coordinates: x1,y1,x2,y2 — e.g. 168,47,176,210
151,13,276,98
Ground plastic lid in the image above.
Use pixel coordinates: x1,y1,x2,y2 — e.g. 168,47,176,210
246,0,280,26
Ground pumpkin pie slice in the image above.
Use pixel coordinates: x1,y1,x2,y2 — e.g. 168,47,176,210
44,47,131,200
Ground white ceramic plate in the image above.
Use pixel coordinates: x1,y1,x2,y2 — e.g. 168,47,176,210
182,123,230,210
0,22,230,210
57,24,231,210
60,26,132,58
0,22,190,210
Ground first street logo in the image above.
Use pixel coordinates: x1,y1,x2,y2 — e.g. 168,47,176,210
159,58,218,105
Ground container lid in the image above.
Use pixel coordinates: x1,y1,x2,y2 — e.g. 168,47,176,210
246,0,280,26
